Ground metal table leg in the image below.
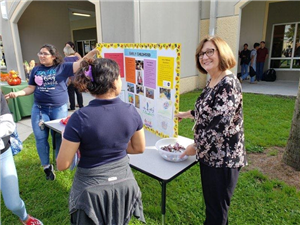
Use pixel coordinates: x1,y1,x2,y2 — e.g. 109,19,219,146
161,181,167,225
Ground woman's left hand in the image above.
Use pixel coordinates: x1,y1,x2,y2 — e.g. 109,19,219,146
180,143,197,158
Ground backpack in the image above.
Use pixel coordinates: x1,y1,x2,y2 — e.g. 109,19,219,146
263,69,276,82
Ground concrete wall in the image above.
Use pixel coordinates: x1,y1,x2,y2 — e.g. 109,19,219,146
139,1,200,80
100,1,201,93
100,1,135,43
18,1,72,63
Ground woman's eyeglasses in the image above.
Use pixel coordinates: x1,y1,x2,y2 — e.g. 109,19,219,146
37,52,51,56
198,49,216,59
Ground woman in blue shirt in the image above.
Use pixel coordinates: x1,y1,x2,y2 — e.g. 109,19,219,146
5,44,98,181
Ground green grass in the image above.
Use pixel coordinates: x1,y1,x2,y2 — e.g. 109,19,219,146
177,90,296,153
1,90,299,224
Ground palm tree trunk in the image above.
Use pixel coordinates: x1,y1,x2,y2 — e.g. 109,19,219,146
282,79,300,170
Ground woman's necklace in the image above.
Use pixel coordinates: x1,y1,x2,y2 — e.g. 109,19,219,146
209,71,225,88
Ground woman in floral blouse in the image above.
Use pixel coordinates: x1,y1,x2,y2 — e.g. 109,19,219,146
176,36,247,225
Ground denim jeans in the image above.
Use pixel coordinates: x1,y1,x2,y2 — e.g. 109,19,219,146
241,63,250,80
256,62,265,81
0,149,28,221
31,103,68,166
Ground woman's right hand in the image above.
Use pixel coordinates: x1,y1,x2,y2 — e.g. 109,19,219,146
5,92,18,99
175,110,194,122
180,143,197,158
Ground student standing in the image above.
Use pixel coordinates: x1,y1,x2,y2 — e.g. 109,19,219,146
5,44,98,180
256,41,269,81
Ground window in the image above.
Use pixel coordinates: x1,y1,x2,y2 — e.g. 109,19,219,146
270,22,300,70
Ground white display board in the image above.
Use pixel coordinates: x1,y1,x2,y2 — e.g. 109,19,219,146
97,43,181,138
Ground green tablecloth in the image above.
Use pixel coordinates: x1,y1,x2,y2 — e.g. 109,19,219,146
1,81,34,122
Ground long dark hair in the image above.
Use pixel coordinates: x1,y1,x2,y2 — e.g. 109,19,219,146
74,58,120,96
40,44,63,66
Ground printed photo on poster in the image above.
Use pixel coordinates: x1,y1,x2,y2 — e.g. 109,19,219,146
137,70,143,85
136,60,144,70
135,95,140,108
145,88,154,99
127,83,135,93
128,93,135,104
159,87,171,100
136,85,144,95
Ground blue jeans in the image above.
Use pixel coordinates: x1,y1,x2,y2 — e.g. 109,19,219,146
256,62,264,81
31,103,68,166
0,149,28,221
241,63,250,80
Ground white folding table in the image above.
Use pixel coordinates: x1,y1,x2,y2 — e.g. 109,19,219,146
44,119,198,225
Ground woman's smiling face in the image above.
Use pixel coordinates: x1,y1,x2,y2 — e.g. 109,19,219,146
38,48,55,67
199,41,219,73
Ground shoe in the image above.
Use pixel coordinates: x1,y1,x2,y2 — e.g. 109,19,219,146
44,164,56,180
68,108,75,111
21,215,43,225
250,81,257,84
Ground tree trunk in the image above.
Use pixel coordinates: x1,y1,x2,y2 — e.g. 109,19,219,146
283,79,300,170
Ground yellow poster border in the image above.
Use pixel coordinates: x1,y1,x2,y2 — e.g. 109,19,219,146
96,43,181,138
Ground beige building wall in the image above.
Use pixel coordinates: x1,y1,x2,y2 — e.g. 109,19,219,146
180,18,210,93
216,16,239,75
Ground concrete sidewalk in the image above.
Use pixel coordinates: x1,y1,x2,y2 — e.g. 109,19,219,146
17,80,299,142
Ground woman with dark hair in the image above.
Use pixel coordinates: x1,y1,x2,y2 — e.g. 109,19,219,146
5,44,98,180
176,36,247,225
57,58,146,225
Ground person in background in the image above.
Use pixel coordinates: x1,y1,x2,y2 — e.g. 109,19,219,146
256,41,269,81
57,58,146,225
5,44,98,181
0,92,43,225
249,43,260,84
65,41,82,60
239,43,251,82
63,45,84,110
175,36,247,225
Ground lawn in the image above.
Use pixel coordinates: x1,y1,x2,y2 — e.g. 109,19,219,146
1,91,300,225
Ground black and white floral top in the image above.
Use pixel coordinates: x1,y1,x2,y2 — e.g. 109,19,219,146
193,74,247,168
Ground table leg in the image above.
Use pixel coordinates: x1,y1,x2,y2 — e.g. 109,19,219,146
161,181,167,225
52,131,56,167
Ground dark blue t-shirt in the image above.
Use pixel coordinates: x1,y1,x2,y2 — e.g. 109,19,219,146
63,97,143,168
29,63,74,106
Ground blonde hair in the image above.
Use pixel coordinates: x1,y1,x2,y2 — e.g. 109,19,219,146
195,36,236,74
63,45,75,56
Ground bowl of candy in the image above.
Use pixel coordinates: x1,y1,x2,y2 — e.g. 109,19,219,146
155,138,192,162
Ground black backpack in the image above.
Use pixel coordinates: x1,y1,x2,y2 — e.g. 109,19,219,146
263,69,276,82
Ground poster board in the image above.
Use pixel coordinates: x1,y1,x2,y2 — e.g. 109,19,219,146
97,43,181,138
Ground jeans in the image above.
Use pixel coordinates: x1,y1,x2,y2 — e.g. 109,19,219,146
0,149,28,221
240,63,250,80
31,103,68,166
256,62,265,81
